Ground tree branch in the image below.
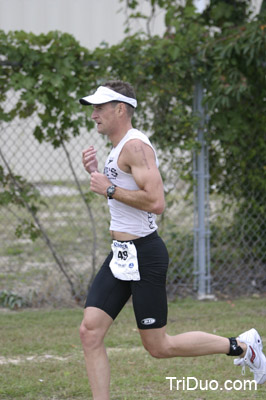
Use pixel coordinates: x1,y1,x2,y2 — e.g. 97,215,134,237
0,147,77,298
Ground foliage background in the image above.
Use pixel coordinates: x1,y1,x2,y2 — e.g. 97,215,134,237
0,0,265,306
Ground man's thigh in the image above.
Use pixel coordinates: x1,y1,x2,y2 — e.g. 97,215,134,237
85,252,132,320
131,235,169,330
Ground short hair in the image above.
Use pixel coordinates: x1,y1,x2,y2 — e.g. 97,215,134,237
103,80,136,118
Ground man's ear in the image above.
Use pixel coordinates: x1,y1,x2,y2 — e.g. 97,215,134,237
117,102,126,116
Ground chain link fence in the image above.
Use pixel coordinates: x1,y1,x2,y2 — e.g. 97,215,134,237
1,90,265,307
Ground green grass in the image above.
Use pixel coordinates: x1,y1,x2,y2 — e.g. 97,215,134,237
0,297,266,399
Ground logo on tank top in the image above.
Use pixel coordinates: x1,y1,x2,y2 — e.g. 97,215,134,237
104,165,118,179
148,212,156,229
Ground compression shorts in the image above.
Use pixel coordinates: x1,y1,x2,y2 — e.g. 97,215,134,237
84,231,169,329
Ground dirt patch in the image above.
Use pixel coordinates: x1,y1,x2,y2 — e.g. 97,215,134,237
0,347,144,365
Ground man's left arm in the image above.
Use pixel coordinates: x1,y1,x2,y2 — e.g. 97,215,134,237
90,139,165,215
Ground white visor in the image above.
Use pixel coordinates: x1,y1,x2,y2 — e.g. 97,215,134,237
79,86,137,108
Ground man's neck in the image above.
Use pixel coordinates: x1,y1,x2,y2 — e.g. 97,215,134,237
110,123,133,147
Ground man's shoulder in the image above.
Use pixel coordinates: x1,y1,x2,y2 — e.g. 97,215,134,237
123,130,159,167
124,129,151,146
126,128,147,138
122,137,152,154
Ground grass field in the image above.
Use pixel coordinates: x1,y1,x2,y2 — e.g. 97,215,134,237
0,297,266,400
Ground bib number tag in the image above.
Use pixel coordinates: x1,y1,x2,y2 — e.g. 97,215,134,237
109,240,140,281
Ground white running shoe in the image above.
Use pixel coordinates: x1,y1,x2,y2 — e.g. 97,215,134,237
234,329,266,384
237,328,263,351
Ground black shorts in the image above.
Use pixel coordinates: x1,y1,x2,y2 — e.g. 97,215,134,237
85,231,169,329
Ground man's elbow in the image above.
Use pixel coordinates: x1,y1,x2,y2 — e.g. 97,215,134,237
151,199,165,215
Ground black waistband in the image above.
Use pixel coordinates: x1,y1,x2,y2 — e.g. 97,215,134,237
115,230,158,245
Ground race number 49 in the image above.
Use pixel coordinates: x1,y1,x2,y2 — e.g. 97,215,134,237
118,251,128,260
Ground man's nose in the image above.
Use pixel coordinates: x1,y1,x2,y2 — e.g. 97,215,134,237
91,110,97,119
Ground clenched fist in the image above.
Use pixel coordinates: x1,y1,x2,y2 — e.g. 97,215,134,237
90,171,112,197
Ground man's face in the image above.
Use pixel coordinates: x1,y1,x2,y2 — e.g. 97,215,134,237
91,103,117,135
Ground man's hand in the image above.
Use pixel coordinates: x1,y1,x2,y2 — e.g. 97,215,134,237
90,171,112,197
82,146,98,174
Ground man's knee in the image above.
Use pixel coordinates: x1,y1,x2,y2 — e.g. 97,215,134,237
79,317,101,348
142,338,166,359
79,307,112,349
140,328,172,359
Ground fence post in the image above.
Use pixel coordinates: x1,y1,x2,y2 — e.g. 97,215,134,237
193,80,212,299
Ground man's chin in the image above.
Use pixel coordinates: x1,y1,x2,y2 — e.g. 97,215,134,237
96,124,107,135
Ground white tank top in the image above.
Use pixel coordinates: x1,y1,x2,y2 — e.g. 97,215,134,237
104,128,159,237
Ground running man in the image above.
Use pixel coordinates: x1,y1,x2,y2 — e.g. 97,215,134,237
79,80,266,400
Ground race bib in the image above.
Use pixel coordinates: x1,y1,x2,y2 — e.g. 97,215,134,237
109,240,140,281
